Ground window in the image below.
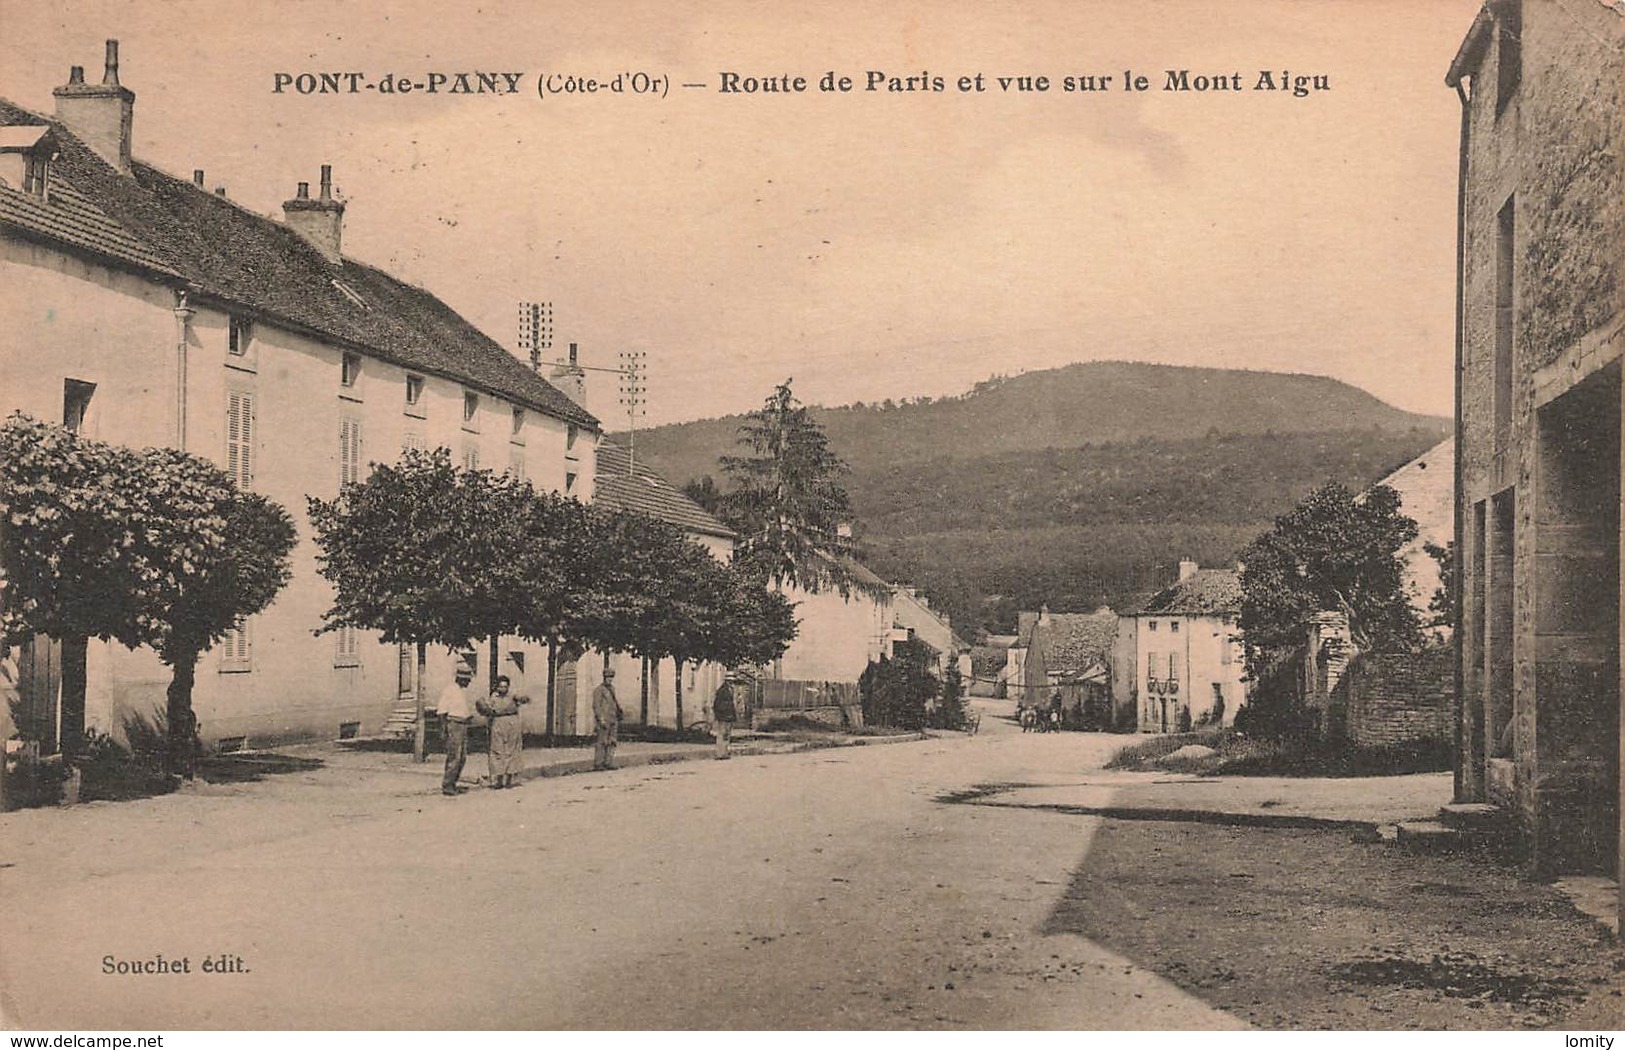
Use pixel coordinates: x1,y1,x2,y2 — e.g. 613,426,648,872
1169,620,1179,634
341,352,362,388
508,445,525,481
402,430,426,455
1494,196,1515,452
463,391,479,427
220,618,251,672
226,390,255,490
1219,634,1232,665
62,379,95,433
24,152,50,198
462,445,479,472
1167,654,1178,680
334,625,359,668
228,317,252,356
1495,1,1521,116
511,406,525,437
565,470,578,494
1148,620,1158,631
405,374,424,407
339,418,363,487
1146,651,1159,691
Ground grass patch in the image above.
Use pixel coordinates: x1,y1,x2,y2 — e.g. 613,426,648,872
755,715,900,737
1109,728,1452,777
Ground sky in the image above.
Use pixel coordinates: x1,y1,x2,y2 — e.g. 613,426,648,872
1,0,1483,428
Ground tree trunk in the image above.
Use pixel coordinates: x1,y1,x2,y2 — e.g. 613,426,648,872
488,635,500,693
640,657,650,725
164,652,200,779
544,639,558,744
413,641,427,763
59,634,88,760
674,657,685,731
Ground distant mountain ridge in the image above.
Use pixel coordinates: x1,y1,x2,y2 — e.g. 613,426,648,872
623,361,1447,485
620,361,1449,635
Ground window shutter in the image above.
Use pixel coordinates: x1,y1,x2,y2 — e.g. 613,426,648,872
340,419,363,487
227,391,255,489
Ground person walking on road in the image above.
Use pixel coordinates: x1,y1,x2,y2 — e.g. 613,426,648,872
477,674,528,789
592,667,622,771
439,663,477,796
712,674,738,759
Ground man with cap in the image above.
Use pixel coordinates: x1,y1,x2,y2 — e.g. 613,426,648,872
712,673,739,759
438,662,477,795
591,667,622,771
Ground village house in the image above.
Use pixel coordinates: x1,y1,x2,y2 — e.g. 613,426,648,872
1113,561,1246,733
0,42,599,753
889,585,966,680
750,559,894,722
1446,0,1624,913
1015,607,1117,729
1374,437,1455,634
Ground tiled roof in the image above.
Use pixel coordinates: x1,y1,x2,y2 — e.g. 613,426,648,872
1024,610,1118,679
0,168,177,277
0,97,596,431
1128,569,1242,617
594,441,735,539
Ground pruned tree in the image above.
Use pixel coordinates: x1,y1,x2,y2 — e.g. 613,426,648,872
0,415,150,757
307,449,530,760
132,450,295,773
0,416,295,773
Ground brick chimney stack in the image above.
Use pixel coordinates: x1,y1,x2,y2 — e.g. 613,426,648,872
548,342,588,407
282,165,345,263
53,40,135,174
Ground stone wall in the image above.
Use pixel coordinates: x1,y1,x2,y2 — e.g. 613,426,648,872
1334,649,1454,750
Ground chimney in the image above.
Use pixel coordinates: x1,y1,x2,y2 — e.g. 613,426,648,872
1039,604,1051,626
281,164,345,263
1178,559,1198,583
53,40,135,173
548,341,588,406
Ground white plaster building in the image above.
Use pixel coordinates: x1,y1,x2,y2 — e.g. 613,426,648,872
0,42,600,750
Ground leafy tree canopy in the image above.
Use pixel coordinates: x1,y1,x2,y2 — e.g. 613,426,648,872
1238,481,1421,676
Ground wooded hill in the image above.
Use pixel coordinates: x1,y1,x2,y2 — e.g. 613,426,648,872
621,362,1449,636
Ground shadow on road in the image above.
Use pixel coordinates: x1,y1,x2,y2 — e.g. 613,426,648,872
1034,817,1622,1030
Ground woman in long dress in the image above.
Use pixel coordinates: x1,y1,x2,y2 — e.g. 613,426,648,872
478,675,528,789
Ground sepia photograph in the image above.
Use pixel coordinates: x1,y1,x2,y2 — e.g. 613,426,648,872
0,0,1621,1037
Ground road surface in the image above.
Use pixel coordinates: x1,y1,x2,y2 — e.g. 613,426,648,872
0,703,1244,1030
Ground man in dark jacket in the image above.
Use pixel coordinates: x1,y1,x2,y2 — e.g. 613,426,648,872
712,675,738,759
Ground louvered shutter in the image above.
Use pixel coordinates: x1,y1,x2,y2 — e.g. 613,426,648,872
227,391,255,489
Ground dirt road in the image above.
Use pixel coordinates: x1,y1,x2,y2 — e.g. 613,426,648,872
1,703,1615,1029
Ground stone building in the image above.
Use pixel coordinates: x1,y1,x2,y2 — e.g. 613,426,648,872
1445,0,1624,913
0,42,599,751
1113,561,1247,733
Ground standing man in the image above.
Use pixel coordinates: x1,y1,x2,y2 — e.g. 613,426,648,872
591,667,622,771
712,674,738,759
439,663,477,796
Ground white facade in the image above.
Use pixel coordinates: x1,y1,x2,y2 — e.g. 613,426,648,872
1130,612,1244,733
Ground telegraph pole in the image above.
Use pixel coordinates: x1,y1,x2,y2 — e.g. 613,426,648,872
517,300,553,371
619,350,647,475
